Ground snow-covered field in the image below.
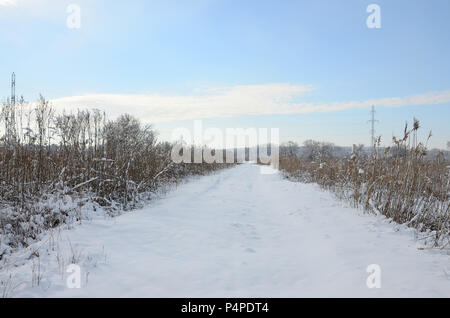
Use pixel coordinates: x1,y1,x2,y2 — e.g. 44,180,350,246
1,163,449,297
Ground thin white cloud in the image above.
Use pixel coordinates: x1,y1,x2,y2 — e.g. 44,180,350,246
0,0,61,11
0,0,17,6
50,84,450,123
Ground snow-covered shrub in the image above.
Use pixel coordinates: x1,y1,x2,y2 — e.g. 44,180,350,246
0,96,234,256
279,120,449,247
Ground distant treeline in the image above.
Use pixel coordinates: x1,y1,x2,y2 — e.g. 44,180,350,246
279,141,450,160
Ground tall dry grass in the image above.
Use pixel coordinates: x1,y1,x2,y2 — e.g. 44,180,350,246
0,95,233,254
280,121,449,247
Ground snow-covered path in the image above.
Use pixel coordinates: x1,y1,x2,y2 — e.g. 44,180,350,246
4,164,450,297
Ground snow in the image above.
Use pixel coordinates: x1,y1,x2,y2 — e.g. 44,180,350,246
1,163,449,297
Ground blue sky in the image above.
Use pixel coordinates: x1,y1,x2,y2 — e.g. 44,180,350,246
0,0,449,148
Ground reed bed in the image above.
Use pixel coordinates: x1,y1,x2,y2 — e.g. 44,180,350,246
0,96,232,254
280,121,449,247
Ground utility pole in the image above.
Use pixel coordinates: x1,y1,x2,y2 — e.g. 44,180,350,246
368,105,379,152
6,72,17,145
11,72,16,107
